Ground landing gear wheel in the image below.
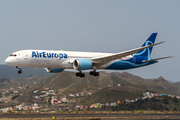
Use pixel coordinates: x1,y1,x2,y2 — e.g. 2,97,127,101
90,71,93,75
95,72,99,76
90,71,99,76
76,71,85,77
80,73,85,77
76,73,80,76
18,70,22,74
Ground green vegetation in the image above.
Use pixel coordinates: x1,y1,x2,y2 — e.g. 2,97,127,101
92,96,180,111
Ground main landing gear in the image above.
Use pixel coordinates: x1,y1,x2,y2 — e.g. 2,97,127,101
16,66,22,74
76,71,85,77
76,70,100,77
89,70,99,76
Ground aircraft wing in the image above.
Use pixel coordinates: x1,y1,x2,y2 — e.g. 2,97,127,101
91,41,164,67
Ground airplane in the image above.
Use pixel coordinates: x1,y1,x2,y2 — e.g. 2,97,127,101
5,33,172,77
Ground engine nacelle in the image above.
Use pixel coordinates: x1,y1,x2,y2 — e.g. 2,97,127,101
73,59,92,70
45,68,64,73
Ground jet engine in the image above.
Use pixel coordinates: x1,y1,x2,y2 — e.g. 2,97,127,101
73,59,92,70
45,68,64,73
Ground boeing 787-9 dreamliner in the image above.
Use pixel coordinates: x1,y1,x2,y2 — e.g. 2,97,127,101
5,33,172,77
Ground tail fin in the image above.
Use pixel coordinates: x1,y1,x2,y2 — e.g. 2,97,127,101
135,33,157,58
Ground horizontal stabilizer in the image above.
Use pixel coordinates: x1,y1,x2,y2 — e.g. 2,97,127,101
142,56,173,63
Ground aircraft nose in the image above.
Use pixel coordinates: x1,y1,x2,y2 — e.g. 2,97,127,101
5,57,10,64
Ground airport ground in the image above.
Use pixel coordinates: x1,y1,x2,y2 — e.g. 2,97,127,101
0,113,180,120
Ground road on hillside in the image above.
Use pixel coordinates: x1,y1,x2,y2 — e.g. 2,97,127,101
50,105,61,111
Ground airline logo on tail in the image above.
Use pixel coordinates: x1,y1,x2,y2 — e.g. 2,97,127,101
135,33,157,58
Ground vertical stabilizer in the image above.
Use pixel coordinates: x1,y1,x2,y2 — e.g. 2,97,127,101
134,33,157,58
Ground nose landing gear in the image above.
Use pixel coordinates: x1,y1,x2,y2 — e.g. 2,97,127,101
16,66,22,74
18,70,22,74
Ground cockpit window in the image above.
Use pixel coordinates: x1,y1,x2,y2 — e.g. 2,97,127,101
10,54,17,57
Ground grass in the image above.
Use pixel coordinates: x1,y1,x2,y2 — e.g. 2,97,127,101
6,110,178,114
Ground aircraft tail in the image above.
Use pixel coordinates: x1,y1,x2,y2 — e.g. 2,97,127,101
135,33,157,58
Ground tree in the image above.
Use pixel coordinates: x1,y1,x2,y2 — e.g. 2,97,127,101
162,98,168,104
172,97,178,103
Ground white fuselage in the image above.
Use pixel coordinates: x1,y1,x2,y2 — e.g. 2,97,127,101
5,50,127,70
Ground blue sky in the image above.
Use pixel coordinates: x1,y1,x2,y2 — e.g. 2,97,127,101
0,0,179,81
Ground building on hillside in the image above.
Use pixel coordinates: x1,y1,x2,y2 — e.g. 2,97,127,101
90,104,96,108
44,88,49,91
176,96,180,99
23,106,28,111
61,98,69,103
126,99,130,103
106,102,109,106
75,105,82,110
117,100,121,105
34,91,37,94
13,91,19,93
41,88,45,91
83,106,88,110
154,92,159,96
69,94,75,97
110,102,116,106
34,96,40,99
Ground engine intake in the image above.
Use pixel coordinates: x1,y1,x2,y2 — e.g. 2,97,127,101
73,59,92,70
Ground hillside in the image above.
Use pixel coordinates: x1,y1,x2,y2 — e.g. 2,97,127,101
110,72,177,95
79,86,144,105
0,64,54,79
4,71,180,107
0,75,47,89
152,76,180,94
0,78,10,88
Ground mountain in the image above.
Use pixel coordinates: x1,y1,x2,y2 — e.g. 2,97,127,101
152,76,180,94
111,72,145,81
0,78,10,88
33,71,180,97
0,64,54,79
28,71,180,104
167,80,174,84
174,82,180,86
79,86,144,105
4,71,180,107
0,75,47,89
